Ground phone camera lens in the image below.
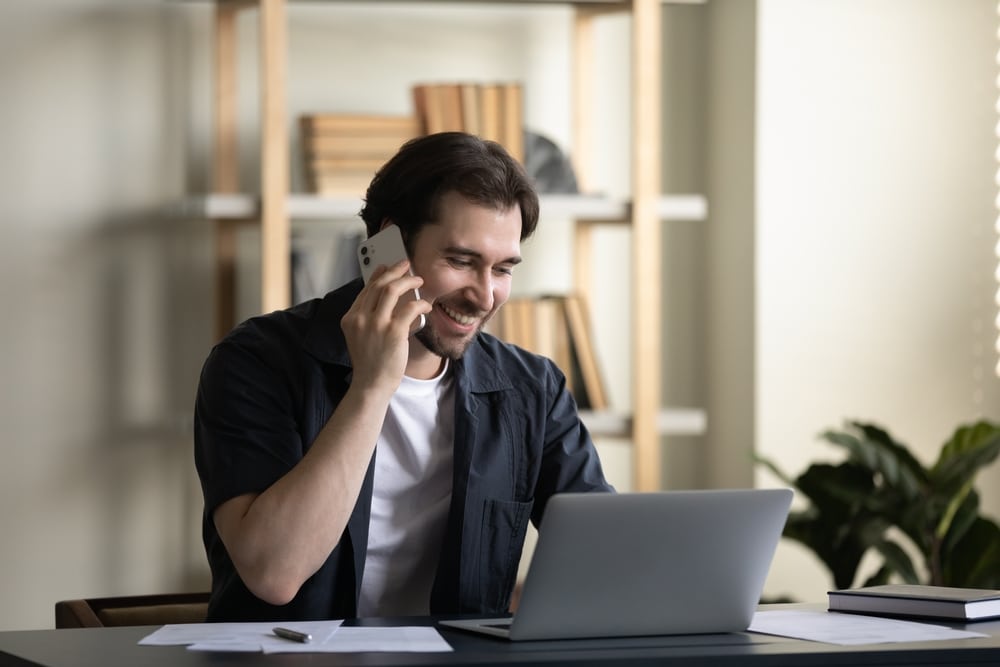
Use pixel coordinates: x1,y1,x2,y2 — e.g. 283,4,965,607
363,257,370,266
360,247,368,256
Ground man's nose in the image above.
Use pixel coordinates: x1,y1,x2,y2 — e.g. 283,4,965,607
465,270,495,312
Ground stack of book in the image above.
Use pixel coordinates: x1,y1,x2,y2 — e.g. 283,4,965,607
492,294,608,410
300,114,419,196
412,82,524,163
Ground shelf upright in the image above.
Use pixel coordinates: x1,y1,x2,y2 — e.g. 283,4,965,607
258,0,291,316
631,0,663,491
211,0,291,341
572,1,663,491
212,1,244,341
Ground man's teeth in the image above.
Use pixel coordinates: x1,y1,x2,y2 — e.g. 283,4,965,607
441,304,477,326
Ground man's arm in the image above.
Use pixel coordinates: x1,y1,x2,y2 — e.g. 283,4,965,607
212,261,431,606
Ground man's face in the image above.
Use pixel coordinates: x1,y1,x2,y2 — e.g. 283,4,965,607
407,191,522,362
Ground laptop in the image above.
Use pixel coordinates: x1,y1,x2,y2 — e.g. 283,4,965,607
439,488,792,641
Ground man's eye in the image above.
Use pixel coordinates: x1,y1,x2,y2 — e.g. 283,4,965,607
494,266,514,276
448,257,473,268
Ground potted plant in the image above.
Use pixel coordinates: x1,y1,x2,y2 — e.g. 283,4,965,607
756,420,1000,590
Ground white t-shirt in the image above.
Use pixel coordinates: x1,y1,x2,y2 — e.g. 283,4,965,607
357,361,455,617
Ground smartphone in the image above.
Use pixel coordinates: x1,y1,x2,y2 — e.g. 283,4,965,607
357,225,426,334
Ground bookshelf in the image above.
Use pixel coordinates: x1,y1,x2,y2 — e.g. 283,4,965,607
198,0,707,491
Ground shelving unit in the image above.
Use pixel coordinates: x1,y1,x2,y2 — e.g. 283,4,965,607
199,0,706,491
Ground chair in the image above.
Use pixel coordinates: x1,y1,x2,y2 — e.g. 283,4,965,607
55,592,210,628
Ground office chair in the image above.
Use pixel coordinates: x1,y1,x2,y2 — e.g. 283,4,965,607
55,592,210,628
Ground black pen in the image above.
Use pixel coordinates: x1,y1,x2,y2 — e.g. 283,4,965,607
272,627,312,643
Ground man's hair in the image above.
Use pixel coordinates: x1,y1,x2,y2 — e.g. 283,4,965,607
359,132,540,246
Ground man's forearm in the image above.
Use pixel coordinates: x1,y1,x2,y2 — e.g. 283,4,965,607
214,383,391,606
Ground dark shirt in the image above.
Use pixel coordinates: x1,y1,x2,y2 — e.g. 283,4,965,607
194,279,613,621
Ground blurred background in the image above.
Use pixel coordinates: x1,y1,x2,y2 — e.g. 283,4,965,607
1,0,998,630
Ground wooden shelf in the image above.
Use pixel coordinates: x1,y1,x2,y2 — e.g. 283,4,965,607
581,408,707,439
177,1,706,6
172,193,707,223
200,0,705,490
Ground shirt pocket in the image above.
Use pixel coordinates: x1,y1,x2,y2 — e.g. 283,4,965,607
479,497,533,613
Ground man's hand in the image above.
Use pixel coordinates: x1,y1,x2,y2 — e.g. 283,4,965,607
341,260,431,394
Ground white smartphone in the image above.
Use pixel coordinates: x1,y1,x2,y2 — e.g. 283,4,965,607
357,225,426,334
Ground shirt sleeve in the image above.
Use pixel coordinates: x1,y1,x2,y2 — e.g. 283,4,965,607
193,336,305,515
532,359,616,525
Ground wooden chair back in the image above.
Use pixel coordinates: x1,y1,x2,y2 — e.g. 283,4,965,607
55,592,210,628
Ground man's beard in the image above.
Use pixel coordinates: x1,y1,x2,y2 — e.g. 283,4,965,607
414,319,482,361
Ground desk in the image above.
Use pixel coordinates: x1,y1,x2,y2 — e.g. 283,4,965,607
3,607,1000,667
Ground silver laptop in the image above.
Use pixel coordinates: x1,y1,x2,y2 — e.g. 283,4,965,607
440,488,792,641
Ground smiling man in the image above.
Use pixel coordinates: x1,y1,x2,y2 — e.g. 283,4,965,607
194,132,613,622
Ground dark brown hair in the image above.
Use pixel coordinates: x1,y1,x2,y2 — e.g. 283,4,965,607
359,132,539,246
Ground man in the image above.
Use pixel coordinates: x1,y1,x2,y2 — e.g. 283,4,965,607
194,132,613,622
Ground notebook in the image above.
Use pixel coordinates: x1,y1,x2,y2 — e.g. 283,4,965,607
439,488,793,641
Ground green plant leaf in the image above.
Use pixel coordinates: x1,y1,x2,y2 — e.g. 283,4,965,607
755,418,1000,596
795,462,875,512
868,538,919,584
941,516,1000,588
941,490,981,555
782,511,870,589
861,565,893,587
821,422,927,500
931,422,1000,496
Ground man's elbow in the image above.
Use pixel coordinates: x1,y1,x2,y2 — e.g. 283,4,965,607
237,565,304,607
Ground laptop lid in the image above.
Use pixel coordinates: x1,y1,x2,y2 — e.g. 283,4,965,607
440,488,792,641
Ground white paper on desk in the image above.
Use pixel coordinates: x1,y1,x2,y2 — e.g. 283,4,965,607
748,610,988,646
138,620,341,652
263,627,452,653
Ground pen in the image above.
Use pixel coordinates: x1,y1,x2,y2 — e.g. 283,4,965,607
272,627,312,643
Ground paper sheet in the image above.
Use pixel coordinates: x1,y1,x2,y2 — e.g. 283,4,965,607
264,627,453,653
139,621,342,652
138,621,452,653
748,610,988,646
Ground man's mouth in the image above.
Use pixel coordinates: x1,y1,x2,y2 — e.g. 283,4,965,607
439,303,480,327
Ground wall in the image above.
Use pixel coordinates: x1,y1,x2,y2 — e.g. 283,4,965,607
0,1,213,631
2,0,999,632
754,0,1000,601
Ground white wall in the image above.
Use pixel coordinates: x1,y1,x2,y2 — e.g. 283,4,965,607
0,1,213,631
755,0,1000,602
2,0,999,632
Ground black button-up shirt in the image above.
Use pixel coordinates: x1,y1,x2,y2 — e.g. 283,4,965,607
194,279,613,621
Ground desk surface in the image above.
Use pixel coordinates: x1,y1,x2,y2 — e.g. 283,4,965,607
3,607,1000,667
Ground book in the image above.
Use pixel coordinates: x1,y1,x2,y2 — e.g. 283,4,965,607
500,82,524,163
300,114,418,135
828,585,1000,622
412,84,464,135
459,83,481,136
299,113,418,196
478,83,502,143
495,294,608,410
562,294,608,410
411,82,523,164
